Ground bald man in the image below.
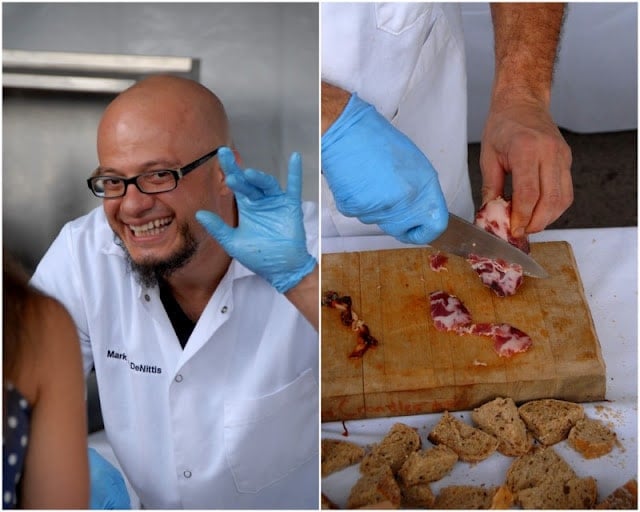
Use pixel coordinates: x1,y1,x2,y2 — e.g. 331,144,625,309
31,75,319,508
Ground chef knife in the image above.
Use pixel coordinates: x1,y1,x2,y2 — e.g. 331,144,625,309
429,213,549,278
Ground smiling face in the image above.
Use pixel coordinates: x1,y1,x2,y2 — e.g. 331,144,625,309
96,76,235,282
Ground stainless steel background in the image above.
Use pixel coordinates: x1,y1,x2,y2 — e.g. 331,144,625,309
3,3,319,272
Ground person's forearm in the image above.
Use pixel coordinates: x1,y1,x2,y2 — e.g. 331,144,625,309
490,3,565,109
284,264,319,331
322,81,351,134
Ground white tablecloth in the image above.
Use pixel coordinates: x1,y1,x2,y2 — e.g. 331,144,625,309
321,227,637,506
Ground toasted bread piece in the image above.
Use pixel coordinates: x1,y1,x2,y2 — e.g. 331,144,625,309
472,397,531,457
517,475,597,509
360,423,421,475
505,446,576,493
397,444,458,486
427,411,498,462
595,479,638,509
321,438,366,477
490,485,515,509
518,398,584,445
567,417,617,459
347,465,401,509
400,483,435,509
433,485,498,509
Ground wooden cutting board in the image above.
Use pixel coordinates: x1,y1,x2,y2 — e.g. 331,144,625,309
321,242,606,422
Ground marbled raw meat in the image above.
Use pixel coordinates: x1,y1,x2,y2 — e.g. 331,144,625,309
469,197,529,297
429,290,532,358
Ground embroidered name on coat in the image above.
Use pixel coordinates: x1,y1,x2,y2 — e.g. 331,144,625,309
106,349,162,374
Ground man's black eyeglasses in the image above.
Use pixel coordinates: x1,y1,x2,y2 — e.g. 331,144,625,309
87,147,221,199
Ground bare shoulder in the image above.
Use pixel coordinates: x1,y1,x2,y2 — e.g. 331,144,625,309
22,292,83,397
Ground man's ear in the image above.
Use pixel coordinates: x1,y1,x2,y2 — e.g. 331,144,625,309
232,148,243,166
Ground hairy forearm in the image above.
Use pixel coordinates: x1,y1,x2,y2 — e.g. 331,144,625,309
284,264,319,331
490,3,566,108
322,81,351,134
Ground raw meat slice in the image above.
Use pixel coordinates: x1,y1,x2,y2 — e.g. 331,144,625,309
322,291,379,358
429,290,532,358
467,254,524,298
469,197,529,297
429,291,472,332
429,252,448,272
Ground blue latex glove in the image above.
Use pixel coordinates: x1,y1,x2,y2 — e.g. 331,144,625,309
88,448,131,509
322,93,449,244
196,147,317,294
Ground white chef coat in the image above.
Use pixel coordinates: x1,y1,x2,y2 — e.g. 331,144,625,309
322,2,475,238
30,204,319,509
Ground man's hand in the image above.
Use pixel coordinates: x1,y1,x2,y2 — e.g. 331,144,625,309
88,448,131,509
321,85,448,245
480,100,573,237
196,147,316,294
484,3,573,236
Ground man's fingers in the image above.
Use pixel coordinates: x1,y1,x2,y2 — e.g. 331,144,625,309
286,152,303,200
479,150,506,206
217,147,243,179
195,210,235,245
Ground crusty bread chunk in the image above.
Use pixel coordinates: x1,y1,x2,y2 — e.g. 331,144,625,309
595,479,638,509
400,483,435,509
505,446,576,493
321,438,366,477
472,397,531,456
360,423,421,475
397,444,458,486
518,398,584,445
517,475,597,509
567,417,617,459
433,485,498,509
427,411,498,462
347,465,401,509
505,446,597,509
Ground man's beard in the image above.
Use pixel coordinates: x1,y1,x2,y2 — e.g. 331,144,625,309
116,222,199,288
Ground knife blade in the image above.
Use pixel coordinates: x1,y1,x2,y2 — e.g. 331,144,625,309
429,213,549,278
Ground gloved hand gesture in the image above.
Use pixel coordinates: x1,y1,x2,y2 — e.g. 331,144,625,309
88,448,131,509
196,147,316,294
322,93,448,244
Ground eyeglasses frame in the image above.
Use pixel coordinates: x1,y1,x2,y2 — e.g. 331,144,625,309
87,147,221,198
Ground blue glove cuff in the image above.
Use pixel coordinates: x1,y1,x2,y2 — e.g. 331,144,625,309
321,93,376,150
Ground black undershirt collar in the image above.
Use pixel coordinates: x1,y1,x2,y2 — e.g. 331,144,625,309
158,279,195,349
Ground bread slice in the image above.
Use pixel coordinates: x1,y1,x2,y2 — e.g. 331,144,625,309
517,475,597,509
433,485,498,509
505,446,576,493
347,464,401,509
504,446,598,509
518,398,584,445
360,423,421,475
427,411,498,462
595,479,638,509
321,438,366,477
567,417,617,459
397,444,458,486
472,397,531,456
400,483,435,509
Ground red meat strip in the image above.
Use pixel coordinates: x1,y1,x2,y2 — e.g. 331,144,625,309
429,252,449,272
322,291,379,358
469,197,530,297
429,290,532,358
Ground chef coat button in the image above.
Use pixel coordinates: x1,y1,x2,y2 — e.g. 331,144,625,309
183,470,192,478
144,294,150,302
221,305,228,313
175,374,183,383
